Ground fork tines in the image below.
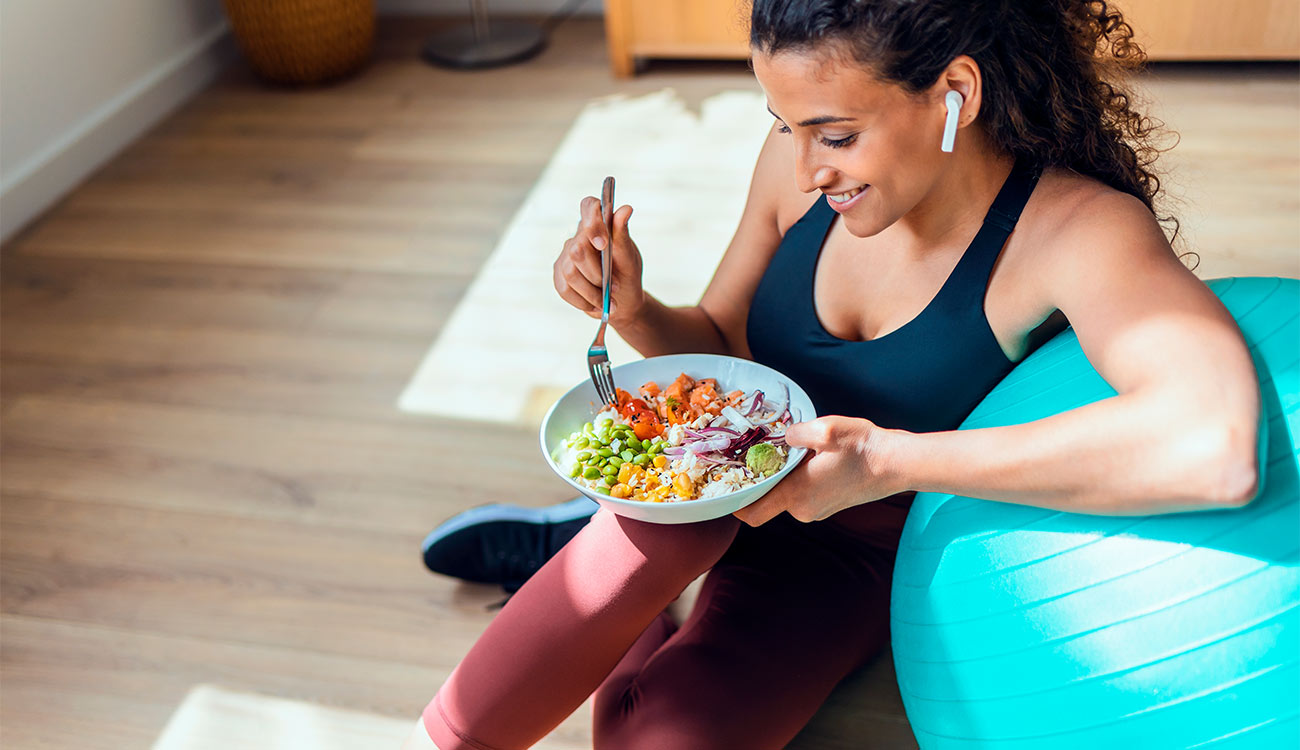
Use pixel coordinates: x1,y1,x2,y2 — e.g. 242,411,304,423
588,354,618,407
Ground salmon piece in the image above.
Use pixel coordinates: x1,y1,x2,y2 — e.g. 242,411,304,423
664,373,694,401
688,383,718,418
639,381,661,399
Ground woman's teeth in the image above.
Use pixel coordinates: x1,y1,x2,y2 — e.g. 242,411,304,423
827,186,866,204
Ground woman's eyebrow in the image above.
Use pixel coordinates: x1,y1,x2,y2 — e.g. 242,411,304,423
766,105,856,127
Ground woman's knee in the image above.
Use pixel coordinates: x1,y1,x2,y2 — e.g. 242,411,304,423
594,687,759,750
593,510,738,583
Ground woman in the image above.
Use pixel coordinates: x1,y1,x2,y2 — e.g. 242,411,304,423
406,1,1261,747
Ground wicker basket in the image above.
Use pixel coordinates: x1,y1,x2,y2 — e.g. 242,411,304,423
222,0,375,85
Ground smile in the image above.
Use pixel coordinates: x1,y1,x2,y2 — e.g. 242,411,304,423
824,185,868,212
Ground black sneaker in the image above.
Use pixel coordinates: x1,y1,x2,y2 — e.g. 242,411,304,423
420,497,598,592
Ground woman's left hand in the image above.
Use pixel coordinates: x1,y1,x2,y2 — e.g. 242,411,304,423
733,416,904,526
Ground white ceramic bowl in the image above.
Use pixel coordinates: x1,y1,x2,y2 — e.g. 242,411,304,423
540,353,816,524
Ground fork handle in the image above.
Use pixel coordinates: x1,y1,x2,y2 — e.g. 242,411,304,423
599,176,615,327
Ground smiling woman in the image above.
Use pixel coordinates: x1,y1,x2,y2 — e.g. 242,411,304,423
407,2,1263,748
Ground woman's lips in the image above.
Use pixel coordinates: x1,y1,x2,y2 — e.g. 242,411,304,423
825,185,868,213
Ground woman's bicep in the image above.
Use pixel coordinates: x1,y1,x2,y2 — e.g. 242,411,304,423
1047,193,1260,436
699,124,798,359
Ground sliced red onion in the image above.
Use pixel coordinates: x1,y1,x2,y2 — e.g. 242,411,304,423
683,426,739,441
749,382,789,425
742,390,764,417
685,437,731,453
662,446,687,456
721,405,754,431
694,453,744,467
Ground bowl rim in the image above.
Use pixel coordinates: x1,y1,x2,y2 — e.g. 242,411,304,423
538,353,816,511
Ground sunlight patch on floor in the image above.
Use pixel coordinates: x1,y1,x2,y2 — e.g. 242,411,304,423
151,684,412,750
398,88,771,426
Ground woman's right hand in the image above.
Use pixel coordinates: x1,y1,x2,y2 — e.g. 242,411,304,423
553,196,645,326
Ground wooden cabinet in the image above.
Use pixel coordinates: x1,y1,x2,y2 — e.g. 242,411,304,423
604,0,749,77
603,0,1298,77
1117,0,1299,60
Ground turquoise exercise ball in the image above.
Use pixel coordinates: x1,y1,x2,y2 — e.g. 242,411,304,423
891,277,1299,749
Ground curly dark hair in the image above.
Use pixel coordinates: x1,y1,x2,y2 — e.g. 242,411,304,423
750,0,1181,243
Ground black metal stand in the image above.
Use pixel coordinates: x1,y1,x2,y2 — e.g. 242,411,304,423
421,0,547,70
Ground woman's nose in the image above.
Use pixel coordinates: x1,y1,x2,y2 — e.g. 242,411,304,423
793,143,835,194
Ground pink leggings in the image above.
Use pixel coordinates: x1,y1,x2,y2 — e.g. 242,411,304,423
422,498,911,750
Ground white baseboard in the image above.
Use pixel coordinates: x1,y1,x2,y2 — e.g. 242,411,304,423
0,23,236,245
377,0,604,16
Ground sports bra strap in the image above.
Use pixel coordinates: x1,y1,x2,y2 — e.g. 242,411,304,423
982,160,1040,234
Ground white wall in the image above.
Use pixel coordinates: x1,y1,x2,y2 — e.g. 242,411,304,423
377,0,603,16
0,0,233,243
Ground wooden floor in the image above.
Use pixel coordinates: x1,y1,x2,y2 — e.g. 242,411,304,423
1,18,1296,750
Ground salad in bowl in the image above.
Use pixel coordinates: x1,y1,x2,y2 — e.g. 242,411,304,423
541,354,815,524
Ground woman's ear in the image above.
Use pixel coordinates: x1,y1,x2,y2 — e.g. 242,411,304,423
940,54,983,128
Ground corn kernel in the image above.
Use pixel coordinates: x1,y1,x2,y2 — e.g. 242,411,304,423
653,455,668,469
673,473,694,498
611,483,631,499
618,463,634,483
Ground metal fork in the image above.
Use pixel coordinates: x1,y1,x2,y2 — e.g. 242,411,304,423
587,176,619,408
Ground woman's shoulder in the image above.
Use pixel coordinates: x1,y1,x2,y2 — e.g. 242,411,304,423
1027,167,1166,246
1019,167,1176,275
991,166,1180,340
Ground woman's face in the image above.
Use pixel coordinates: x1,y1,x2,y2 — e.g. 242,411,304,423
752,47,949,238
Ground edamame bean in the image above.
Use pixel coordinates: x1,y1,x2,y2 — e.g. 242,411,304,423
583,466,601,480
626,438,643,452
596,447,614,458
574,437,590,449
576,451,592,462
603,475,618,487
603,464,620,477
597,417,613,428
583,422,596,435
620,449,634,462
608,456,625,468
633,454,651,467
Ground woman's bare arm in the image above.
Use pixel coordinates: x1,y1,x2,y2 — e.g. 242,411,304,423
884,190,1262,514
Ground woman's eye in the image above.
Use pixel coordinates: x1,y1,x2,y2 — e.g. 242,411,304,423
773,122,855,149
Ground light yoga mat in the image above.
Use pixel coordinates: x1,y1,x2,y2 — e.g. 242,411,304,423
151,685,411,750
398,89,772,426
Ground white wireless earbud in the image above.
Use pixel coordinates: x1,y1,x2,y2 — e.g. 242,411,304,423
941,90,964,153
